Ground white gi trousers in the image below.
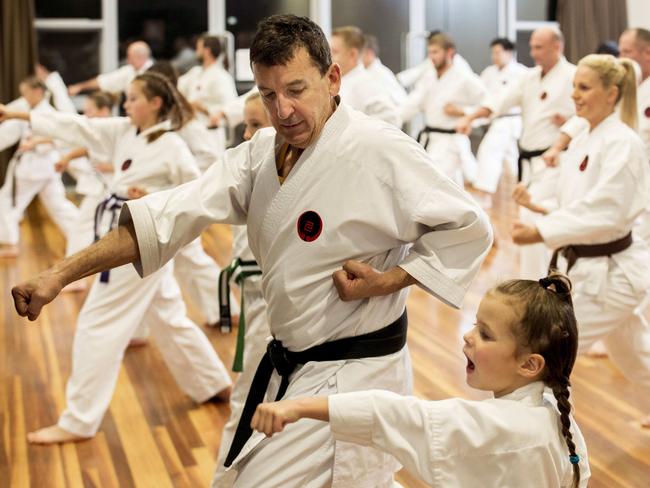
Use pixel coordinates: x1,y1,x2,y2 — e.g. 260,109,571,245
65,194,103,256
473,116,521,194
174,237,224,325
58,261,232,437
212,275,270,488
225,347,412,488
425,133,476,188
0,162,79,247
519,156,556,279
572,260,650,389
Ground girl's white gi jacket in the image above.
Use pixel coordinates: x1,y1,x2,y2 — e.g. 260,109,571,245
329,382,590,487
30,112,200,198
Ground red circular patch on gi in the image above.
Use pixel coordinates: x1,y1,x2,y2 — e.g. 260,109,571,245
579,155,589,172
540,91,547,100
121,159,132,171
297,211,322,242
645,107,650,118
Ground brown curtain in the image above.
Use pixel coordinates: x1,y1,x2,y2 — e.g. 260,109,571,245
557,0,628,64
0,0,37,184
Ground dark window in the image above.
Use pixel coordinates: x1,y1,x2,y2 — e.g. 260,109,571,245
37,31,101,84
332,0,408,73
225,0,310,51
35,0,102,19
118,0,208,61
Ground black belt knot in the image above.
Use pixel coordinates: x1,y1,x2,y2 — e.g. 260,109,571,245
267,339,294,378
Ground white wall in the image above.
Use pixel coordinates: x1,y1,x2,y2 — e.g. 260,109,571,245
628,0,650,30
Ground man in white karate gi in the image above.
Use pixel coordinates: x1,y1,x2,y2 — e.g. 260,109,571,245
11,15,492,488
458,27,576,279
329,25,401,126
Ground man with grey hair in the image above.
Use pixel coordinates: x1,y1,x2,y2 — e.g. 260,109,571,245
68,40,154,96
458,26,576,280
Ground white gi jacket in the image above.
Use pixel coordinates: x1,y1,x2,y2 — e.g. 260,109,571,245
479,60,527,117
97,59,154,94
121,103,491,347
365,58,407,106
536,114,650,297
177,118,223,172
397,54,473,90
6,99,60,182
400,62,487,129
178,61,238,122
484,57,576,152
120,103,491,484
339,64,401,127
30,113,199,198
637,76,650,154
329,382,590,488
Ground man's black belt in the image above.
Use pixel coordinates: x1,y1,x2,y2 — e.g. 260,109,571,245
417,126,456,150
549,232,633,274
516,146,549,182
224,309,409,467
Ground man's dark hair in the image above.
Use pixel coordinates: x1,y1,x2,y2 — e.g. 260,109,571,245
489,37,515,51
595,40,619,57
250,15,332,75
201,34,224,59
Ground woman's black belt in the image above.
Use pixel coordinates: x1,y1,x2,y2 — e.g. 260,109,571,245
224,309,408,467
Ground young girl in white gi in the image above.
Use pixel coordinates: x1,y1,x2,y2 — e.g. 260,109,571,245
56,91,116,259
0,72,232,444
252,273,590,488
0,77,80,258
212,91,272,488
511,54,650,427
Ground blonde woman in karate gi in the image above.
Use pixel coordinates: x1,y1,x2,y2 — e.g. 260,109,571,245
252,273,590,488
212,91,272,488
0,72,232,444
511,54,650,427
0,76,79,258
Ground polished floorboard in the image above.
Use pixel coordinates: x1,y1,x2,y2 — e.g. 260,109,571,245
1,171,649,487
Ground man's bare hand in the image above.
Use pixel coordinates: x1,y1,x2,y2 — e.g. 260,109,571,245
332,261,415,301
12,270,66,321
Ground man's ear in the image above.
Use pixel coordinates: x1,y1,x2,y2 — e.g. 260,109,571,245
327,63,342,97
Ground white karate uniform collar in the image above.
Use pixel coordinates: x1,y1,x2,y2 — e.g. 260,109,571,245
497,380,545,405
137,119,172,139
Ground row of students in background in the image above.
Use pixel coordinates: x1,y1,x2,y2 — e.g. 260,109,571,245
0,71,234,444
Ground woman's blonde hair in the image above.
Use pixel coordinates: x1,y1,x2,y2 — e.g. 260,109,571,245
578,54,638,130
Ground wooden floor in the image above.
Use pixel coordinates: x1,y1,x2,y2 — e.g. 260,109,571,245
1,172,650,488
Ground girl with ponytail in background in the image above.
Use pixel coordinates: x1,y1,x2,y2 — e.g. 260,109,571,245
0,72,232,444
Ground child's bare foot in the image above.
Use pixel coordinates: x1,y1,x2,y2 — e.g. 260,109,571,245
640,413,650,428
27,425,90,444
586,340,608,358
